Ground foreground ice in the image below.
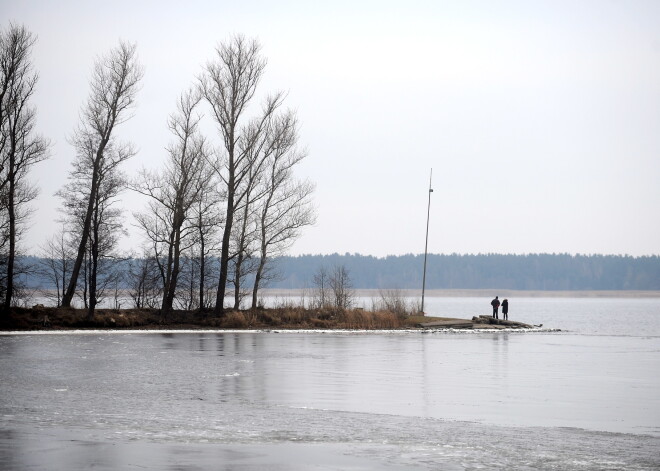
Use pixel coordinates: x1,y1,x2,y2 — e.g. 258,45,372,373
2,404,658,470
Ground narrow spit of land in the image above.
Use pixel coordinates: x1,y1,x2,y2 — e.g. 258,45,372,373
0,306,538,331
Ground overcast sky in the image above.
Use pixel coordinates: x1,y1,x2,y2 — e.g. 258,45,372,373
3,0,659,257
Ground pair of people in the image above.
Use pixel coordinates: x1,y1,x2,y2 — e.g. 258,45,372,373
490,296,509,320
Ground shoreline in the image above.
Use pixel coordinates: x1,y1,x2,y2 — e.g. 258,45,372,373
0,306,546,332
0,327,559,335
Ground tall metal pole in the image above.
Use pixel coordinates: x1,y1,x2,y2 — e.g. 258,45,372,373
421,169,433,314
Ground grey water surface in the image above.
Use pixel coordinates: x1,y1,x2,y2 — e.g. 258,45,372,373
1,297,659,470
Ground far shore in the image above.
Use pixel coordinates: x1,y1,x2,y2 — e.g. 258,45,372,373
262,288,660,298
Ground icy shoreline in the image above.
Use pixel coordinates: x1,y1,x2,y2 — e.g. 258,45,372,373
0,327,560,335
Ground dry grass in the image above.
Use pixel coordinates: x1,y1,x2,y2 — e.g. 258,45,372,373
336,310,400,329
372,289,421,318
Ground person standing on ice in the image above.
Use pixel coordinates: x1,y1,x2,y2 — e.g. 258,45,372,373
501,299,509,320
491,296,500,319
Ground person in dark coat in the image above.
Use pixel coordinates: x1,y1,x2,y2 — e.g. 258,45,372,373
501,299,509,320
491,296,500,319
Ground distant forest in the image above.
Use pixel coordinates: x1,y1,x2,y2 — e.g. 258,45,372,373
23,253,660,292
270,253,660,291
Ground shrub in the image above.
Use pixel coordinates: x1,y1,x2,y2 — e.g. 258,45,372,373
375,289,418,318
223,311,248,328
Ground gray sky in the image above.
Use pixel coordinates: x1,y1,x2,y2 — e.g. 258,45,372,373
3,0,660,257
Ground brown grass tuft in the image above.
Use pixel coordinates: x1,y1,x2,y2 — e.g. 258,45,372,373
338,309,401,329
222,311,249,328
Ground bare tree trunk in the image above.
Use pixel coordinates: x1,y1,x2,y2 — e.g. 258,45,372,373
59,233,67,306
82,249,89,309
87,228,98,320
62,157,100,307
233,199,253,310
162,226,182,315
188,258,195,311
159,228,175,314
251,248,266,309
4,163,15,309
251,221,269,309
86,204,101,320
233,256,243,310
215,172,234,314
198,234,205,309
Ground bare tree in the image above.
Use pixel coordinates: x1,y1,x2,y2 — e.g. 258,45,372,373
228,133,268,310
58,134,130,317
90,166,127,313
189,188,222,309
173,253,195,311
311,266,331,309
329,265,354,310
250,111,315,308
0,23,49,309
228,206,257,310
38,225,73,307
0,177,39,305
61,41,143,308
127,251,162,309
87,185,126,312
131,89,214,316
201,35,292,315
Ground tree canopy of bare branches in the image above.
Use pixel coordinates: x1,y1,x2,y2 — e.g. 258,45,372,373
131,89,215,315
60,41,143,311
200,35,315,314
58,140,129,315
312,265,354,310
0,23,49,310
250,111,315,308
38,225,72,308
200,35,268,315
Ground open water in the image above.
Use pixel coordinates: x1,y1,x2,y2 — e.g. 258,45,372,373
1,297,659,470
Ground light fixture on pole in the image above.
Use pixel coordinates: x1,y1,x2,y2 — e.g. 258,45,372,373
421,169,433,314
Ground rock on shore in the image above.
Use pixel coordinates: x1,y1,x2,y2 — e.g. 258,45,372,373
417,315,535,330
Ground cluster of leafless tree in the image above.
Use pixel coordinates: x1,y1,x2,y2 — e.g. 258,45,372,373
0,24,50,312
2,23,315,318
311,265,355,310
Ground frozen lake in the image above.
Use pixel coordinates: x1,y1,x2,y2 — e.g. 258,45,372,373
1,297,659,469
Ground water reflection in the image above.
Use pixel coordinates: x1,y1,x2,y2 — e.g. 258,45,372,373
1,327,659,436
0,429,17,471
492,333,509,383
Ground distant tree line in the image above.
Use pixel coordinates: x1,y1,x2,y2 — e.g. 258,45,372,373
1,23,315,316
271,253,660,291
17,253,660,297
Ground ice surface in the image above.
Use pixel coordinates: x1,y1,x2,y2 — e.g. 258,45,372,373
1,297,659,470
